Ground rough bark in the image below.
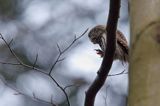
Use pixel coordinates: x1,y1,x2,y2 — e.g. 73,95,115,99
128,0,160,106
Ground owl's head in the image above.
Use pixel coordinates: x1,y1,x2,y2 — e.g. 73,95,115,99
88,25,106,44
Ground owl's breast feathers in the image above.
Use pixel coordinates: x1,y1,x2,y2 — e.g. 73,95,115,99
88,25,129,62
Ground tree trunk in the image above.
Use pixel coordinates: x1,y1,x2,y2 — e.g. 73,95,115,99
128,0,160,106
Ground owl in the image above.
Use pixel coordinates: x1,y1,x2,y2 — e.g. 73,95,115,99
88,25,129,62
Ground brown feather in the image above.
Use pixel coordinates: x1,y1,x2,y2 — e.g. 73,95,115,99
88,25,129,62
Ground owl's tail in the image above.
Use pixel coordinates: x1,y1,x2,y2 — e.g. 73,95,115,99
117,41,129,63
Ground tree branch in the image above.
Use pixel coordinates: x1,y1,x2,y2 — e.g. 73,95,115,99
108,69,128,76
0,28,88,106
49,28,89,74
2,80,57,106
84,0,121,106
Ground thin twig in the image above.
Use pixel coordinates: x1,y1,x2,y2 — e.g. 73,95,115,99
0,33,46,73
2,80,57,106
103,85,110,106
0,61,21,65
0,34,70,105
58,57,66,62
0,28,88,106
108,70,128,76
49,75,71,106
49,43,62,74
61,28,88,54
0,33,23,64
49,28,89,73
32,92,56,106
33,53,38,69
8,38,13,46
64,84,79,91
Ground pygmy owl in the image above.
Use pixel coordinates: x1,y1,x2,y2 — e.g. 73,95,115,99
88,25,129,62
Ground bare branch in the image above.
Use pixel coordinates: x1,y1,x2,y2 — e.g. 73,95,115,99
61,28,89,54
51,95,54,104
0,34,45,73
0,34,70,106
84,0,121,106
0,33,23,64
103,85,110,106
0,28,88,106
56,43,62,53
1,80,56,106
108,70,128,76
58,57,66,62
49,53,61,74
33,53,38,69
48,76,70,106
0,61,21,65
49,28,89,73
32,93,57,106
8,38,13,46
64,84,79,91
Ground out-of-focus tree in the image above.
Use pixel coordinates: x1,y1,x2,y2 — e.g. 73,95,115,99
0,0,21,19
0,0,129,106
128,0,160,106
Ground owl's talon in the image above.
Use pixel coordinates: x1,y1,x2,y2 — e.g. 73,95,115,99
89,25,129,62
94,49,104,57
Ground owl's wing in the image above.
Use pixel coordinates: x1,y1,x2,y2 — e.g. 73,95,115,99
116,30,129,55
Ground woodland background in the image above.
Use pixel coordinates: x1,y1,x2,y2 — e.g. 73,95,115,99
0,0,129,106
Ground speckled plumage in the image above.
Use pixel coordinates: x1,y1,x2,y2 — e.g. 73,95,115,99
88,25,129,62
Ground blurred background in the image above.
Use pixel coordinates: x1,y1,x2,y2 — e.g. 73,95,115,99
0,0,129,106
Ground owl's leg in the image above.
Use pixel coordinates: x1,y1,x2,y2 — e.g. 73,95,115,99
94,49,104,57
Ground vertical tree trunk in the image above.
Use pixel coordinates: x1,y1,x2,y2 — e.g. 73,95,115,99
128,0,160,106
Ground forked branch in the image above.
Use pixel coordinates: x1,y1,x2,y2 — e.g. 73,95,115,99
0,28,88,106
